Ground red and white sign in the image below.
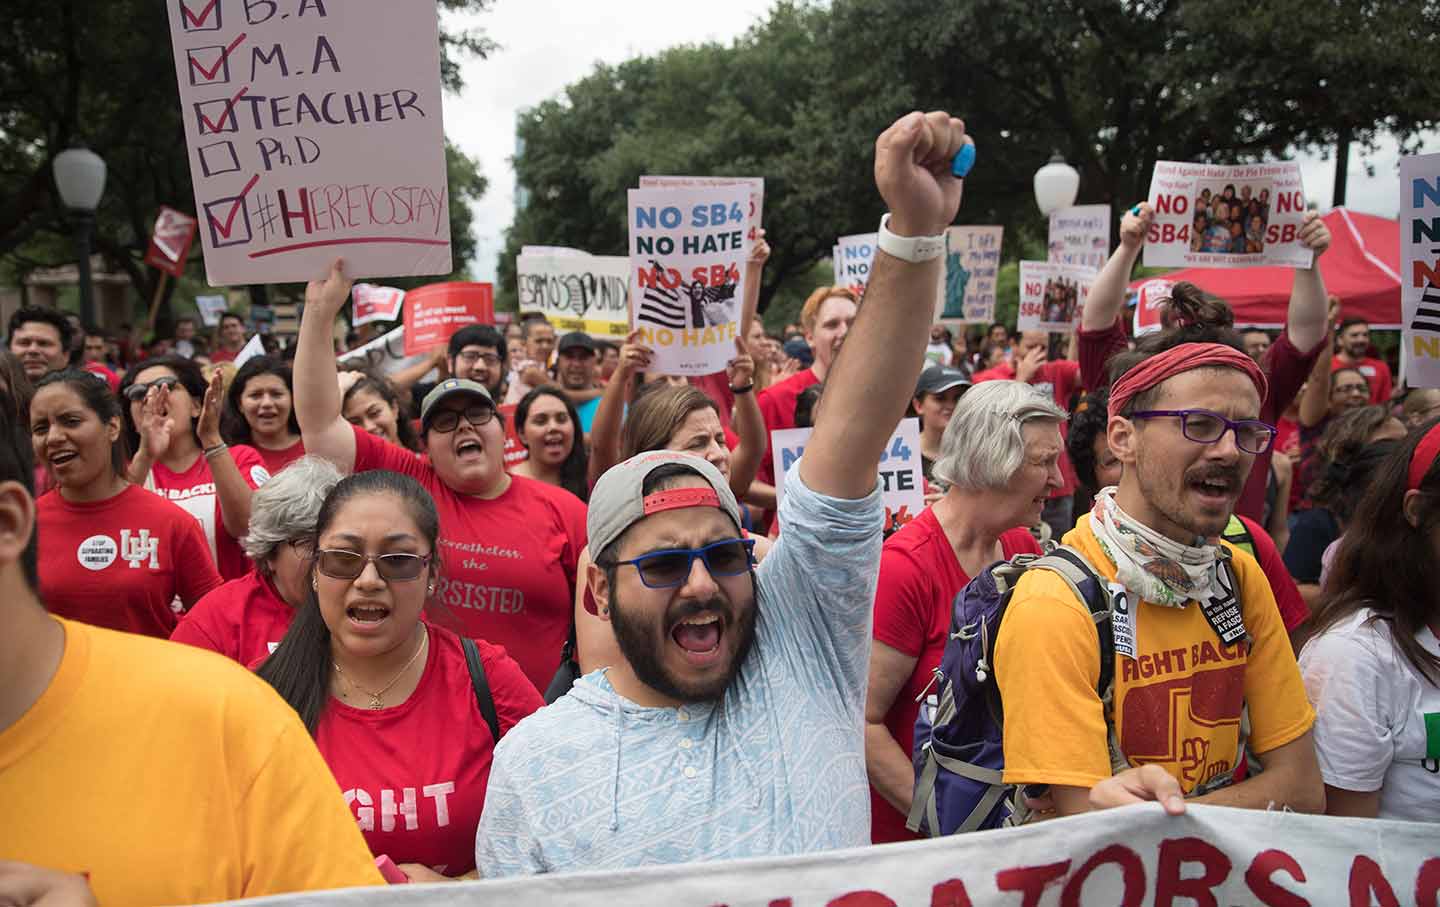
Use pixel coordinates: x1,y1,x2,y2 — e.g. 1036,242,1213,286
1144,161,1311,270
1018,261,1094,333
351,284,406,327
144,206,198,277
1133,278,1177,336
402,282,494,356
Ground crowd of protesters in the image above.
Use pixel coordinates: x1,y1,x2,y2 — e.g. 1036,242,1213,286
2,109,1437,905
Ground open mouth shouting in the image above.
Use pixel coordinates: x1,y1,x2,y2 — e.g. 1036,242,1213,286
47,447,80,470
670,610,726,668
454,436,485,461
346,600,391,631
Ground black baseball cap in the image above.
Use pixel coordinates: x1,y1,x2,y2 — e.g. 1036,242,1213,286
916,365,971,396
558,332,596,355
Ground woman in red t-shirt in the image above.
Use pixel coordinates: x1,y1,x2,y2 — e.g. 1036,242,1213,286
172,456,344,665
509,386,589,502
120,356,266,580
222,356,306,474
30,369,221,636
865,380,1064,843
258,470,543,880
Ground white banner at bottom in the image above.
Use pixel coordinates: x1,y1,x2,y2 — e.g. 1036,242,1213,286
228,803,1440,906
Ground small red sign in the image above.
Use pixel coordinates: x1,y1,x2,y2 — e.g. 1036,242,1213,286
144,206,199,277
403,282,495,355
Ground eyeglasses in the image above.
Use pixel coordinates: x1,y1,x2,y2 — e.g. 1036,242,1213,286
428,404,495,433
608,538,756,589
123,376,179,402
315,548,432,581
456,350,502,367
1129,409,1277,455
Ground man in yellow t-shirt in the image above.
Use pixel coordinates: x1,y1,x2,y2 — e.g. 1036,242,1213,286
996,339,1322,817
0,393,383,904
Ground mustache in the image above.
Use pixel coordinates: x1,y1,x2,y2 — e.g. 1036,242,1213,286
1187,465,1243,488
665,596,731,628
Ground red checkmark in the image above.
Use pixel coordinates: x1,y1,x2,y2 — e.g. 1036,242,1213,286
188,32,247,84
206,173,260,241
180,0,220,29
197,85,249,134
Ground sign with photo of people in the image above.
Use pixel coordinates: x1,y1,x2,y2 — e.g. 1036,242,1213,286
1143,161,1312,269
1018,261,1094,332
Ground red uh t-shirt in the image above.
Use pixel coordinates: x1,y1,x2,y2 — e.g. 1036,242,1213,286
870,510,1040,843
37,485,222,637
253,439,306,475
318,624,543,874
170,568,296,666
148,445,268,581
351,426,587,690
755,367,820,488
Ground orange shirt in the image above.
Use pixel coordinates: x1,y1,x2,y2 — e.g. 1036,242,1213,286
995,517,1313,793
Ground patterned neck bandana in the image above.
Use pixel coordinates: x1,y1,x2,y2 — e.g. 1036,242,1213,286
1088,486,1225,608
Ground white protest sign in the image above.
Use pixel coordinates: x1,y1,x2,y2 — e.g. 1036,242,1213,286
937,226,1004,324
231,332,265,369
516,249,631,340
164,0,452,286
628,184,749,375
831,245,842,287
1132,278,1177,337
1048,204,1111,272
772,419,923,534
1018,261,1094,333
1143,161,1311,269
835,233,877,297
638,176,764,244
1401,152,1440,389
224,804,1440,907
336,325,435,379
350,284,406,327
194,293,229,327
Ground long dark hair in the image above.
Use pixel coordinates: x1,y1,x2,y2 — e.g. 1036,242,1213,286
1305,419,1440,684
33,369,128,479
117,355,209,453
514,385,589,502
257,470,441,734
222,355,300,445
342,372,419,452
1305,405,1398,513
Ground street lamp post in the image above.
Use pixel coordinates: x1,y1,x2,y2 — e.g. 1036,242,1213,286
52,147,107,329
1033,152,1080,216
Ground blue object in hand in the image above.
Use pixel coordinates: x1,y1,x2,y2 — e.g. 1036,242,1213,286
951,143,976,178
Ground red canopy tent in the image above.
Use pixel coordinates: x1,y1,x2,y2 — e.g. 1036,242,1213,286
1129,208,1401,329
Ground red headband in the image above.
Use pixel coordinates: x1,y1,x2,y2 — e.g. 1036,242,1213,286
642,486,721,515
1409,422,1440,491
1108,343,1269,420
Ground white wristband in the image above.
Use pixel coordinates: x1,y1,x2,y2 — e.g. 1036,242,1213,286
876,213,946,263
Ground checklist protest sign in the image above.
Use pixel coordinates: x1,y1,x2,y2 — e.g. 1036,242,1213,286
165,0,451,285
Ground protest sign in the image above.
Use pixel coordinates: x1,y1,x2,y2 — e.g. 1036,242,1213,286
163,0,452,286
831,245,842,287
638,176,764,244
937,226,1004,324
1018,261,1094,333
1048,204,1110,272
225,803,1440,907
835,233,877,297
1132,278,1176,337
231,333,265,369
402,282,494,356
516,248,630,339
1144,161,1311,269
627,184,749,375
772,419,922,534
1401,152,1440,389
144,206,199,277
351,284,405,327
336,325,429,377
194,294,230,327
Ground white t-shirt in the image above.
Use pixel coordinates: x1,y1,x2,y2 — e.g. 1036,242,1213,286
924,342,952,367
1299,608,1440,821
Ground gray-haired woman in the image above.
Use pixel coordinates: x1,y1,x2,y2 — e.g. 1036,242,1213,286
171,456,343,665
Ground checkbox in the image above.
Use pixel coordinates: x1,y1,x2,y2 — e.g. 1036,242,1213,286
180,0,222,31
187,45,232,86
204,193,252,248
197,141,240,178
195,95,241,134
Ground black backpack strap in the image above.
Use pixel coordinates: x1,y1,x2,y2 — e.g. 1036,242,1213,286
462,637,503,743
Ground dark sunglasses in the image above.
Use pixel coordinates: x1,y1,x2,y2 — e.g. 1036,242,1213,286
612,538,756,589
428,403,495,433
123,376,180,402
315,549,432,581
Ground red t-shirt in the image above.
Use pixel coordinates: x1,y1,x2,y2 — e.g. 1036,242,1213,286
210,347,240,363
755,367,820,487
252,438,306,475
170,568,296,665
147,444,267,581
318,623,543,875
870,510,1040,843
37,485,222,637
972,360,1081,497
1235,514,1306,633
1235,331,1322,522
1331,354,1393,405
1077,317,1129,391
688,371,736,432
351,426,587,690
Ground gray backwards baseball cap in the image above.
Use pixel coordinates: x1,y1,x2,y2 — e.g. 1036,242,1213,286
588,450,742,559
419,378,493,430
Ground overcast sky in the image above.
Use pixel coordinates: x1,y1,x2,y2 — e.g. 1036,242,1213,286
439,1,1437,283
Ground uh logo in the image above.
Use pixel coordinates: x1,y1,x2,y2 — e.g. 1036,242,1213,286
120,529,160,570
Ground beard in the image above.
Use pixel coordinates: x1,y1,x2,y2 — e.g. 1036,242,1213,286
608,582,758,704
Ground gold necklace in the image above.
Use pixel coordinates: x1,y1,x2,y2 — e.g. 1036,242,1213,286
333,629,428,710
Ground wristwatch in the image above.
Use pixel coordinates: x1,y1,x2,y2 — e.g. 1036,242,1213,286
877,213,947,263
